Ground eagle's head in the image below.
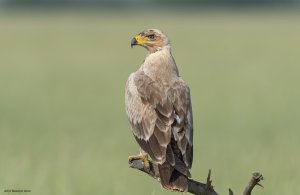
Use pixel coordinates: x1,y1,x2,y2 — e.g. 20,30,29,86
131,29,170,53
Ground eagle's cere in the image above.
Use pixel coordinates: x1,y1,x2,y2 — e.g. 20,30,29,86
126,29,193,192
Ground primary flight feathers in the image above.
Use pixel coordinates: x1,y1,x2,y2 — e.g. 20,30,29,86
125,29,193,192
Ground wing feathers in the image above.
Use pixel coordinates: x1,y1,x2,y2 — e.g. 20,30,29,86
126,70,193,170
153,125,171,147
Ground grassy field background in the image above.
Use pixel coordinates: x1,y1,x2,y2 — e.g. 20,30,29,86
0,8,299,195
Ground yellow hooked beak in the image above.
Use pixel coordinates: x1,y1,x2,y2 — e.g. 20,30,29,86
131,35,148,48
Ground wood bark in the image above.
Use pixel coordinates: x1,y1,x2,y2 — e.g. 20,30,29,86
129,157,263,195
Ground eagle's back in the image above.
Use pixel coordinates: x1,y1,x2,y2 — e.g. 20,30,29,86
126,46,193,192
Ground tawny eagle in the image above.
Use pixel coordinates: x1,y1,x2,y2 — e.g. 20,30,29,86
125,29,193,192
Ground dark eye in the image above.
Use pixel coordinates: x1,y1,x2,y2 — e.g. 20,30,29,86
148,34,155,40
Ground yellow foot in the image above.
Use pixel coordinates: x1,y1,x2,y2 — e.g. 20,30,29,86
128,154,150,169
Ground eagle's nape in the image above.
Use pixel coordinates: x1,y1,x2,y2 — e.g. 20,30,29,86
126,29,193,192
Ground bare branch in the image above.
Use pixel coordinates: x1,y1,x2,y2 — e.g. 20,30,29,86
205,169,213,191
128,157,263,195
129,157,218,195
243,172,264,195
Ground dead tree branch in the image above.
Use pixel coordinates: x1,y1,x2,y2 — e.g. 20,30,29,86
243,172,264,195
128,157,263,195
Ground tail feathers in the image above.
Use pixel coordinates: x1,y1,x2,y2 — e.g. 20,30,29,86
158,163,188,192
174,156,191,178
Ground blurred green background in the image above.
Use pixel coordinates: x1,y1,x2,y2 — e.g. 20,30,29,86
0,5,300,195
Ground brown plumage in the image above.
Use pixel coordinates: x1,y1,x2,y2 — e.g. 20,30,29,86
125,29,193,192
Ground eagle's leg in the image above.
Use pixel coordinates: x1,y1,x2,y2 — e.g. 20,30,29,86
128,148,150,169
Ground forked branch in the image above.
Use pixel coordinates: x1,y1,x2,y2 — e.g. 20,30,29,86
243,172,264,195
128,157,263,195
